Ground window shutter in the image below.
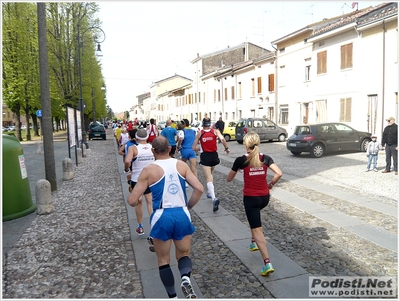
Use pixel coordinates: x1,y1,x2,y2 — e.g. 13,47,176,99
257,77,262,93
268,74,274,91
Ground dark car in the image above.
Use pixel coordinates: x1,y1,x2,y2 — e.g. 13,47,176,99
286,123,371,158
88,122,106,140
235,117,287,144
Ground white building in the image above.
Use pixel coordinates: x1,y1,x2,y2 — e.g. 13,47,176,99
131,2,397,136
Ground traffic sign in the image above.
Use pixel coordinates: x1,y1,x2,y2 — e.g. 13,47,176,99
36,110,42,118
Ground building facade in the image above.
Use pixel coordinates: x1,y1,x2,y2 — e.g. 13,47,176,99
125,2,397,136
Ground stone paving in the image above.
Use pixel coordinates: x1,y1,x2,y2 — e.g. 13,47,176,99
2,131,398,298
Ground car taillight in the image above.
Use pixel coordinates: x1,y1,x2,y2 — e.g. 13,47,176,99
88,129,92,133
244,128,248,134
301,135,314,141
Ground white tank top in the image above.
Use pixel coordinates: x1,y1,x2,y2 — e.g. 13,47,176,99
131,143,155,181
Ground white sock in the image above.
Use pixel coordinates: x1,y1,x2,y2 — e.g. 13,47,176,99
206,182,215,200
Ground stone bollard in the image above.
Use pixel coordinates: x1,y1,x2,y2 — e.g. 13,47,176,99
84,147,91,157
62,158,74,180
36,179,54,215
77,148,83,163
35,142,42,154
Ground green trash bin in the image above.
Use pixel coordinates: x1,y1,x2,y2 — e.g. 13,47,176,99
2,135,36,221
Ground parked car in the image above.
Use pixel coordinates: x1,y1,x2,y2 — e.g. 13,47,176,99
88,122,106,140
235,118,287,144
21,125,27,130
286,123,372,158
158,121,166,130
7,126,16,131
2,127,9,132
211,120,237,141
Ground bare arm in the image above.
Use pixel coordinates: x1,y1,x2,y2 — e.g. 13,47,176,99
215,129,230,154
118,144,126,156
268,163,282,189
124,145,137,170
127,168,150,207
177,160,204,209
192,131,201,151
226,169,237,182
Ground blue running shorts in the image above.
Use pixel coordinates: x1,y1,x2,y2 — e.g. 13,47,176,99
150,207,195,241
180,148,197,160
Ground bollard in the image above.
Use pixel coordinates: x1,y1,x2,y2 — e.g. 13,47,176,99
35,142,42,154
62,158,74,180
77,147,83,163
36,179,54,215
84,148,91,157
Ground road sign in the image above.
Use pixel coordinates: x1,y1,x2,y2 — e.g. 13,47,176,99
36,110,42,118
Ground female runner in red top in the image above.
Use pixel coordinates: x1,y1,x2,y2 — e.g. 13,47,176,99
227,131,282,276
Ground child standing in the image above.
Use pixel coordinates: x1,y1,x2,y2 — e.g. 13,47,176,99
366,134,382,172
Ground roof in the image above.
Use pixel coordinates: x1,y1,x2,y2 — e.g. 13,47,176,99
309,2,393,39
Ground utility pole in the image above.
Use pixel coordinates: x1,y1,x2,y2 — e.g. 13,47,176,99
37,3,57,191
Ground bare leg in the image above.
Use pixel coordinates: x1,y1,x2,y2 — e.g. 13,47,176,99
251,227,269,261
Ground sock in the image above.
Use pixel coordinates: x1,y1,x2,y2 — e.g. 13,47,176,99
264,258,271,265
178,256,192,278
251,238,255,243
159,264,176,298
206,182,216,200
138,223,143,228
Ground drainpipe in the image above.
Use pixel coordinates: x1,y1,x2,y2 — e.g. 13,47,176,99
271,43,278,123
381,19,386,133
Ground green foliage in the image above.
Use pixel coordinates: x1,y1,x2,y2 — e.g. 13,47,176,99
2,2,107,129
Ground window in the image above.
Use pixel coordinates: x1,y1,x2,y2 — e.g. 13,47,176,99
268,107,274,120
280,106,289,125
218,89,221,102
214,90,216,103
231,86,235,99
238,82,242,99
257,77,262,94
340,98,352,122
268,74,274,92
224,87,228,100
316,99,327,122
340,43,353,69
305,65,311,81
317,51,327,74
251,78,255,96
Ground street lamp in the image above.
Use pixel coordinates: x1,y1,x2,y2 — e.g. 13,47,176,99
77,22,105,152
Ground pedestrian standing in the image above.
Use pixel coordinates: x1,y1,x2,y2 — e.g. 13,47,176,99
381,117,398,175
127,136,204,299
124,128,155,235
177,119,198,179
161,120,178,158
226,131,282,276
365,134,382,172
192,117,230,212
215,117,225,143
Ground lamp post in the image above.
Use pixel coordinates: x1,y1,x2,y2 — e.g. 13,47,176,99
77,22,105,152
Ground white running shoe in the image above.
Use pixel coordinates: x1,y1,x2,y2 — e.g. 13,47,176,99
181,276,197,299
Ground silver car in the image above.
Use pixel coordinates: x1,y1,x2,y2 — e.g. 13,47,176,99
235,118,287,144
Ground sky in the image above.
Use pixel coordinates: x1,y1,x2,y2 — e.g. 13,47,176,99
96,1,384,114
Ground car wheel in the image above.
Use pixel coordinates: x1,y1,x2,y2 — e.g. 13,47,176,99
310,143,324,158
237,140,243,144
291,151,302,156
278,134,286,142
360,138,369,152
224,134,231,142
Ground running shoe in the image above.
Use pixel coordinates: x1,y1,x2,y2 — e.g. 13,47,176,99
260,263,274,276
212,198,220,212
181,276,197,299
206,193,212,199
147,236,155,252
249,242,259,251
136,227,144,235
373,168,378,172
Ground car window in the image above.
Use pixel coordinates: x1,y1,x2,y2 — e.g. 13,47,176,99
228,121,236,127
335,124,353,133
295,126,311,135
254,120,263,128
236,120,245,128
263,120,275,127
